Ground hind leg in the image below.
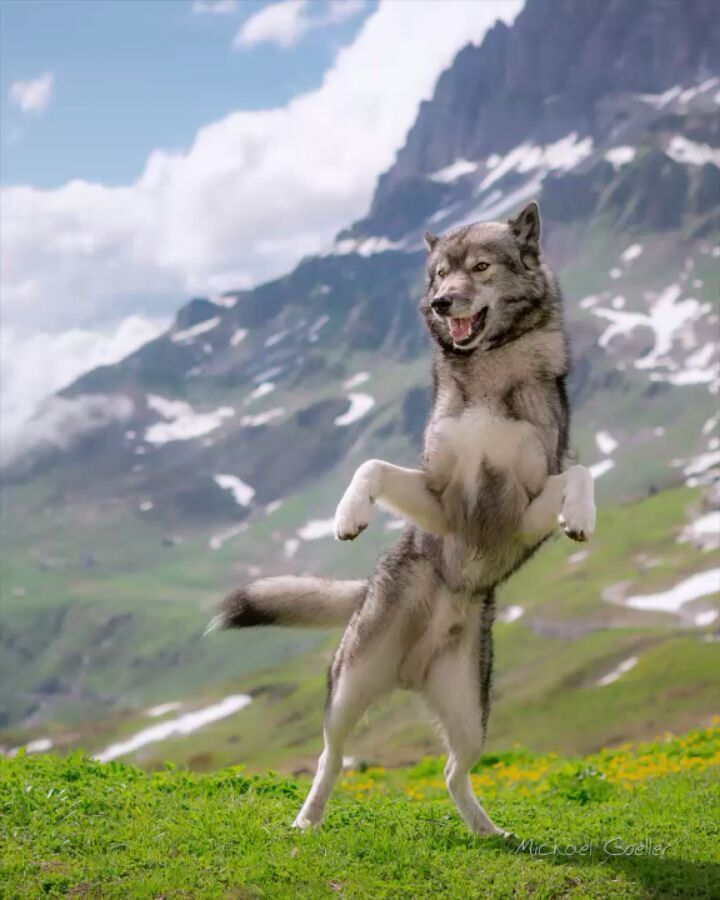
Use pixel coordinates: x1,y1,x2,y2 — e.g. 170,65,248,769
293,643,395,829
422,636,506,836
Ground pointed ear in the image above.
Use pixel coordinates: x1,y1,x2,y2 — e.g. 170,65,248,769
508,201,540,256
423,231,439,253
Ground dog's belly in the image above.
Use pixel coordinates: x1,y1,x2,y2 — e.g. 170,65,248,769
398,587,480,689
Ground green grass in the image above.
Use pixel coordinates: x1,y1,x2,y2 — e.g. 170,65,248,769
2,727,719,898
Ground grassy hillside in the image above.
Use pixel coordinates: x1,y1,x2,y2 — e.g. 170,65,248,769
2,726,719,898
6,484,716,774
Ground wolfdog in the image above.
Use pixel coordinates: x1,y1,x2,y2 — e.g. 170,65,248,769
209,201,596,835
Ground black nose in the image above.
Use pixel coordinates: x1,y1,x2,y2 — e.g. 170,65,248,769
431,296,452,314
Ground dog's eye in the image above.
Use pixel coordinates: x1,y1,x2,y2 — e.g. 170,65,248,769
473,262,489,273
437,267,447,278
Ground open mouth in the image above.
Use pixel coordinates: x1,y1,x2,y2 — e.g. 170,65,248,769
447,308,488,345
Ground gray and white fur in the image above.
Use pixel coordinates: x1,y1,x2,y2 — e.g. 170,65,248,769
210,202,596,836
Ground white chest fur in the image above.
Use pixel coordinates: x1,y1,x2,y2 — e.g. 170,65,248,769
426,407,548,501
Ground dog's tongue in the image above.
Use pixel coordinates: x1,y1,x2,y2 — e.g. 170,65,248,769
449,317,473,342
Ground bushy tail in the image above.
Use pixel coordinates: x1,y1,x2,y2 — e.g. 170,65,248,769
207,576,367,633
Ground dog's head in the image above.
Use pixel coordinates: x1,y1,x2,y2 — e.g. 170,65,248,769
419,202,554,354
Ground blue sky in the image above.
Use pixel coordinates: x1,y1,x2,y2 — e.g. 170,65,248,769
1,0,374,187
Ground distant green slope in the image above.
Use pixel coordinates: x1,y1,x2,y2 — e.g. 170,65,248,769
2,726,719,898
4,485,718,774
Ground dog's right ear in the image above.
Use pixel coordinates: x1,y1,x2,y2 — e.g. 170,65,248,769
424,231,439,253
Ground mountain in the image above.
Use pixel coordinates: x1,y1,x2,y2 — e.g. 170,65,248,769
2,0,718,760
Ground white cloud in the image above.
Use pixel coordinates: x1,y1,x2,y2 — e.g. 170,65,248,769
234,0,306,47
1,0,522,338
1,394,135,467
9,72,55,114
234,0,366,49
192,0,238,14
0,316,167,465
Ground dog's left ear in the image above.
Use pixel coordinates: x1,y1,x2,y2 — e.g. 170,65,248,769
508,201,540,257
424,231,439,253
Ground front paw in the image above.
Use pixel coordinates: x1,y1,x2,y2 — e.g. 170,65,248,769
334,483,373,541
560,491,596,542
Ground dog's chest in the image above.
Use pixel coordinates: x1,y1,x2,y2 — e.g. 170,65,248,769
425,406,546,499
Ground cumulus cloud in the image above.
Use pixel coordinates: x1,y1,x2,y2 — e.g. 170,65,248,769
234,0,366,49
9,72,55,114
1,1,522,337
0,316,167,465
192,0,238,14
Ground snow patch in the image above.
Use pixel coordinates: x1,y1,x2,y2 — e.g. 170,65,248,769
307,314,330,342
332,236,402,257
213,474,255,507
620,244,643,263
694,610,719,627
94,695,252,763
568,549,589,565
343,372,369,390
592,283,705,373
595,431,618,455
209,522,248,551
639,85,682,108
624,569,719,620
589,459,615,479
605,146,636,168
240,408,284,427
679,512,720,552
230,328,248,347
683,452,720,478
247,382,275,402
297,518,335,540
209,293,237,309
334,392,375,426
284,538,300,559
429,158,478,183
145,702,182,719
171,317,221,344
145,395,234,445
499,605,524,624
702,415,718,436
597,656,638,687
666,135,720,167
8,737,54,757
265,329,288,348
479,132,593,192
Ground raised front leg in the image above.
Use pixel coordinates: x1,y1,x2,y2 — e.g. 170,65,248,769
334,459,449,540
520,465,596,544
